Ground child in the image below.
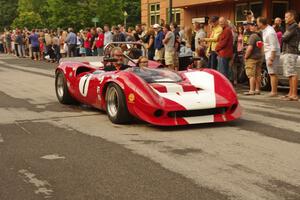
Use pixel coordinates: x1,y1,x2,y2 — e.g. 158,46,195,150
39,37,44,60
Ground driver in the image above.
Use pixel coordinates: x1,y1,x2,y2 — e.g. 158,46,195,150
104,47,130,71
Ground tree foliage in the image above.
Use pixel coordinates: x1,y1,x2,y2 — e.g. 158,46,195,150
12,12,44,29
0,0,18,30
1,0,141,31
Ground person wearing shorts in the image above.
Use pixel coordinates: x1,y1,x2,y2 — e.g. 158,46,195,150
281,10,299,101
257,17,281,97
29,29,40,61
244,21,263,95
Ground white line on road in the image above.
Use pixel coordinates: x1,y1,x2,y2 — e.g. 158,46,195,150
0,133,3,143
41,154,66,160
15,122,32,135
19,169,53,198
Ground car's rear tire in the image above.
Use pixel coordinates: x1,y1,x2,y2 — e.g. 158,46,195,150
55,71,76,104
260,65,271,91
105,83,132,124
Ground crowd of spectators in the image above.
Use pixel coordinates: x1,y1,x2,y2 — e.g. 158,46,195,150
0,11,299,100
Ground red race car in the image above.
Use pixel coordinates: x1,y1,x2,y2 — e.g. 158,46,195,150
55,42,241,126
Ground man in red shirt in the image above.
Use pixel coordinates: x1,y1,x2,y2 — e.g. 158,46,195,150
95,28,104,56
215,17,233,78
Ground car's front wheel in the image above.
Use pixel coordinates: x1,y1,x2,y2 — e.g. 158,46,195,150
55,71,76,104
105,83,132,124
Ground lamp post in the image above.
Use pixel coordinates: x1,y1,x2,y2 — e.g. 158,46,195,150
123,11,128,29
169,0,173,23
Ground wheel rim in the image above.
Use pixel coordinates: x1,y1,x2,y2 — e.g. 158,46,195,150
107,87,119,118
56,73,64,98
261,69,269,88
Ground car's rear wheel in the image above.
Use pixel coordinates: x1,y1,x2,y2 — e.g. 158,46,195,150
55,71,76,104
261,66,271,91
105,83,132,124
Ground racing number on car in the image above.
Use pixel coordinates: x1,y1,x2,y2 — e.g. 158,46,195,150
79,74,92,97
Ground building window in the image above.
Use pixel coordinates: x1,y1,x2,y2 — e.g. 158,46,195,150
235,3,248,24
149,3,160,25
272,1,289,20
235,1,263,24
172,8,181,25
250,2,263,18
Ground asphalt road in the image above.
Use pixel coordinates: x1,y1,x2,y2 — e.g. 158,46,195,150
0,54,299,200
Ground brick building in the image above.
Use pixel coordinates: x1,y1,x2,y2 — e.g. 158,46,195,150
141,0,300,27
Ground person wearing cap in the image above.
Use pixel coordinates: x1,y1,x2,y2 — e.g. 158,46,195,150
200,16,222,70
243,21,263,95
153,24,165,63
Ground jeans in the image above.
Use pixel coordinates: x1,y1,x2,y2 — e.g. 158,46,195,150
97,48,104,56
53,45,61,62
208,51,218,70
85,48,92,56
217,56,230,79
17,44,25,57
68,44,77,57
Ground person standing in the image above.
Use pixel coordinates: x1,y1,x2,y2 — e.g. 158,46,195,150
201,16,222,70
281,10,299,101
153,24,164,63
215,17,233,78
65,28,77,57
29,29,40,61
144,27,155,60
273,17,285,33
163,24,176,70
243,21,263,95
16,30,25,58
95,28,104,56
194,22,206,52
104,24,113,47
257,17,281,97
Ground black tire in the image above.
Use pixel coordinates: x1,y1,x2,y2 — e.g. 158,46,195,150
260,65,271,91
105,83,132,124
55,71,76,104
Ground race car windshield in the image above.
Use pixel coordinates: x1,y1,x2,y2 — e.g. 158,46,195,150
132,68,182,83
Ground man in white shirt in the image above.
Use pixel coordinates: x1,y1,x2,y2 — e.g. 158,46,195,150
194,22,206,51
257,17,281,97
103,24,113,46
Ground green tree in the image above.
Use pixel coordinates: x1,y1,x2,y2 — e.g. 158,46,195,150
0,0,18,30
12,11,44,29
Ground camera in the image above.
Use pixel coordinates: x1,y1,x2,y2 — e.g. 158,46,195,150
243,10,253,16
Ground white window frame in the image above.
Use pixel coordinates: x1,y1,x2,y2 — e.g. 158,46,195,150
149,3,160,25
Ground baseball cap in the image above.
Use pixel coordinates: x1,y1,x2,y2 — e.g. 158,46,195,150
209,16,219,23
153,24,161,29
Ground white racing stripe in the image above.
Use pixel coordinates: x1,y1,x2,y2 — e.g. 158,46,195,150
157,82,184,93
79,74,92,97
155,71,216,124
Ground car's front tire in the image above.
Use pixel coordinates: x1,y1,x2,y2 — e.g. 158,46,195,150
105,83,132,124
55,71,76,104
